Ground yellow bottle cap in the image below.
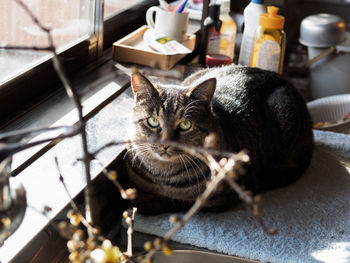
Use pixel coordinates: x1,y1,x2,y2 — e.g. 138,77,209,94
259,6,284,29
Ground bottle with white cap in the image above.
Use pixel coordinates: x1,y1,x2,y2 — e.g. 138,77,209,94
238,0,266,66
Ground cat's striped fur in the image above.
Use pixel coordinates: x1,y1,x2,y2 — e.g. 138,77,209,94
125,65,313,214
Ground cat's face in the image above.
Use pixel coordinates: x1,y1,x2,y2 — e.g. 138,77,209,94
129,72,216,162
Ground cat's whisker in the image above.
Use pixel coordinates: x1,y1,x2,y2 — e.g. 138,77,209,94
182,154,202,194
131,147,149,160
130,147,150,166
184,154,207,184
179,155,197,196
185,154,209,194
178,155,191,186
130,143,150,153
138,154,148,168
123,146,139,160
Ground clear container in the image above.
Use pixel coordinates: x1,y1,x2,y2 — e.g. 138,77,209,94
219,0,237,62
249,6,286,74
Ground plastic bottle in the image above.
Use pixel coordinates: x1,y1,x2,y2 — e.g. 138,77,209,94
205,4,222,56
249,6,286,74
199,3,222,65
238,0,266,66
219,0,237,62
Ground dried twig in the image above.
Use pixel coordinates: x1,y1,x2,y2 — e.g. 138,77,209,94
54,156,97,234
5,2,277,261
0,125,81,157
0,44,53,51
124,207,137,257
140,151,253,262
12,0,98,228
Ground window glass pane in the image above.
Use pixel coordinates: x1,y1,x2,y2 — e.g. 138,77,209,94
104,0,143,19
0,0,94,84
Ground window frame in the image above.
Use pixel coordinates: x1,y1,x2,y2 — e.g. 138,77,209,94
0,0,158,129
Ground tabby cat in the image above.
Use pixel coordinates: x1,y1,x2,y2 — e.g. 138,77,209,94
125,65,313,214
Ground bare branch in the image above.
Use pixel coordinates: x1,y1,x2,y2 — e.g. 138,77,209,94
141,152,252,262
14,0,51,33
54,157,97,234
13,0,97,227
0,125,81,157
0,44,53,51
10,1,278,261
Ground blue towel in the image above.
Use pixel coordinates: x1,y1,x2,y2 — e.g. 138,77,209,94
133,130,350,263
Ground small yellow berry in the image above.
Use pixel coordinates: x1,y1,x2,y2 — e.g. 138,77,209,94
1,217,11,226
242,154,250,162
57,221,68,231
122,211,129,218
102,240,122,262
92,226,101,235
86,237,97,250
125,217,132,225
90,248,107,263
108,246,122,262
70,214,81,226
120,253,126,261
102,239,113,250
108,171,118,180
144,241,153,251
162,245,173,256
67,209,74,219
73,229,85,241
79,251,88,262
169,214,180,224
69,251,80,261
125,188,137,200
153,238,162,250
67,240,78,252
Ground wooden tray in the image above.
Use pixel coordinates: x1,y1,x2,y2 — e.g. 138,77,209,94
112,25,196,70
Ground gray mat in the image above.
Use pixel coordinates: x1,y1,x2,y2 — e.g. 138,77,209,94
134,130,350,263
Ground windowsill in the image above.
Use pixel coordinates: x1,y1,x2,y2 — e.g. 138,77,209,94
0,56,135,262
0,53,203,263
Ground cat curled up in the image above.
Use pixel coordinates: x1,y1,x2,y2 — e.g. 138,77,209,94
125,65,313,214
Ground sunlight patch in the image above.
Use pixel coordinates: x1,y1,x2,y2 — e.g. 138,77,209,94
312,242,350,263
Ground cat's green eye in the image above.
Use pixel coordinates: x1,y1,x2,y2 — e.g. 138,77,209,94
179,120,192,131
147,117,160,128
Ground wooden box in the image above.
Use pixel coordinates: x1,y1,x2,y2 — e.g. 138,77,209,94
112,25,196,70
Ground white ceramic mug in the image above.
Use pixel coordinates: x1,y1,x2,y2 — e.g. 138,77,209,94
145,6,189,42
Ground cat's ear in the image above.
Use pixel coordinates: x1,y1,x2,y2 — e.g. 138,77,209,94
131,72,159,100
186,78,216,104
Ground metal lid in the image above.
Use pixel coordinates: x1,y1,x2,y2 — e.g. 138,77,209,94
299,13,346,48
